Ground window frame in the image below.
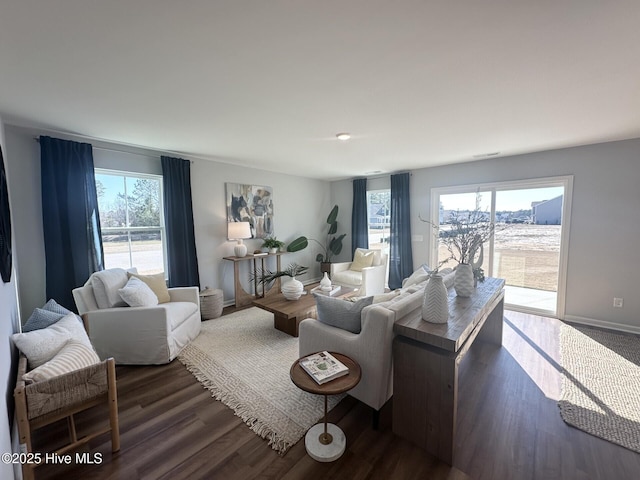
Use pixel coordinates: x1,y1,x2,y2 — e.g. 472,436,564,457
95,168,168,275
429,175,573,318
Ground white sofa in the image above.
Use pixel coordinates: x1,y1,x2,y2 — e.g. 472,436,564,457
330,248,388,296
299,280,426,415
72,272,201,365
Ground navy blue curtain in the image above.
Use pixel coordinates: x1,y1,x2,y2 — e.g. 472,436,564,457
40,136,103,310
351,178,368,254
389,172,413,289
161,156,200,287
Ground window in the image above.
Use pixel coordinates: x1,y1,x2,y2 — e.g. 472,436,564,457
367,189,390,252
431,176,573,317
95,170,166,275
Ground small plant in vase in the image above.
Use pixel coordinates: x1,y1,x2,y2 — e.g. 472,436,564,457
252,263,309,300
261,236,285,253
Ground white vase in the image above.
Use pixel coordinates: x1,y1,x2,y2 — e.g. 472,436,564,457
282,276,304,300
320,272,332,291
454,263,475,297
269,247,277,254
422,274,449,324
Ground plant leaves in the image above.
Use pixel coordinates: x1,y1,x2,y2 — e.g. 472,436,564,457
315,253,325,262
326,205,339,225
329,233,346,255
286,236,308,252
327,221,338,235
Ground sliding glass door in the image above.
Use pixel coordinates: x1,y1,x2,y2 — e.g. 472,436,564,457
431,177,572,318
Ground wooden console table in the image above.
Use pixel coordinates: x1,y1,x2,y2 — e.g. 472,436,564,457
392,277,505,465
223,252,284,307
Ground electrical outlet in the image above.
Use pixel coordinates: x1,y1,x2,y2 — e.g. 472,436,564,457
613,297,623,308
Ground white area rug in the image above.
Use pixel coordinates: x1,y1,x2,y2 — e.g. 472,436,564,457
559,324,640,453
178,307,343,454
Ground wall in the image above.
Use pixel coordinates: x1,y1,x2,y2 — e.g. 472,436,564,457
331,138,640,333
0,116,20,480
3,125,329,317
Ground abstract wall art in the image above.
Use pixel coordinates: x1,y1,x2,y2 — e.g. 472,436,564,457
225,182,274,239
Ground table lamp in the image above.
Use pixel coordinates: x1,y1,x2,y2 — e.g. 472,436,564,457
228,221,252,257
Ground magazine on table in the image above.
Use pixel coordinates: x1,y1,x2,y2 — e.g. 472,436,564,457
299,351,349,385
310,285,341,296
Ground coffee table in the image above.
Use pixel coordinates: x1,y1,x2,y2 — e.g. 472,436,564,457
252,283,358,337
290,352,361,462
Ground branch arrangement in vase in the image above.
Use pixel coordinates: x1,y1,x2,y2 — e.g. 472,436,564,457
251,263,309,286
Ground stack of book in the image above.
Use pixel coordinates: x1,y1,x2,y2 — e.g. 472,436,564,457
299,351,349,385
310,285,341,296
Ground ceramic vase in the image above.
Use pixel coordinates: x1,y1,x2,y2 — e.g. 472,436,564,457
454,263,475,297
269,247,278,254
282,276,304,300
320,272,332,291
422,274,449,324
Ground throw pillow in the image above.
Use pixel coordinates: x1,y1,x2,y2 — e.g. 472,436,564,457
372,290,401,303
90,268,131,309
12,328,71,368
22,340,101,384
315,294,374,334
22,298,74,332
22,308,65,333
128,272,170,303
42,298,72,316
350,250,375,272
119,276,159,307
50,313,93,349
402,266,429,288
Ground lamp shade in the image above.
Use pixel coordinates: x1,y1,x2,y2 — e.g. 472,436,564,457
228,221,252,240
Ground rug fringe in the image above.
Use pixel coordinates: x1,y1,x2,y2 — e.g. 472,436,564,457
179,353,292,455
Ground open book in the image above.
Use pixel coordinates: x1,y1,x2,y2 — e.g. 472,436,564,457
299,351,349,385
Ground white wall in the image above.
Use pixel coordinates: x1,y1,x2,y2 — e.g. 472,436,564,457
4,124,330,317
0,116,20,480
331,138,640,333
191,158,331,302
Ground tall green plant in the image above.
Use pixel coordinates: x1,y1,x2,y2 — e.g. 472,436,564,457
286,205,346,263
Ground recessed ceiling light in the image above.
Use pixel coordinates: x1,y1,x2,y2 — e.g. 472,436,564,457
336,133,351,141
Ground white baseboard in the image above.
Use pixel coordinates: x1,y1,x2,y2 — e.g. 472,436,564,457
563,315,640,335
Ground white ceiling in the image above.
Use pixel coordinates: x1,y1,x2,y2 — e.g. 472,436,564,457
1,1,639,180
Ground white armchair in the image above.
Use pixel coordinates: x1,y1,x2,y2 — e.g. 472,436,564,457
298,303,395,416
330,248,388,296
72,270,201,365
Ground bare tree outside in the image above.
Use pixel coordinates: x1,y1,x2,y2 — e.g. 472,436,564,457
95,172,165,274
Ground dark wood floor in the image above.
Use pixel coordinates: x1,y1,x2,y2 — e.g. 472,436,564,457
32,309,640,479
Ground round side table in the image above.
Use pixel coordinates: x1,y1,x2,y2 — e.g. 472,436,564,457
290,352,361,462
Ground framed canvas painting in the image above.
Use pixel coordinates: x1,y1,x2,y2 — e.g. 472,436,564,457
225,183,274,239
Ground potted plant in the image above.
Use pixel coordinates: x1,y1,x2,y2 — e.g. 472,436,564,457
286,205,346,274
253,263,309,300
261,236,285,253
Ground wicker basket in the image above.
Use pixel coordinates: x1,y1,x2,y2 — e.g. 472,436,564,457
199,287,223,320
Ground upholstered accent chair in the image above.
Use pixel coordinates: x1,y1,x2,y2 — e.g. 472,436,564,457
330,248,388,296
72,268,201,365
298,301,395,427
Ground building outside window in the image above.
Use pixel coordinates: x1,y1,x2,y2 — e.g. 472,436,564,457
367,188,391,256
95,170,166,275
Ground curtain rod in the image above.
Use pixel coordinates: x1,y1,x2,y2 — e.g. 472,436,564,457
352,171,412,181
33,137,194,163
